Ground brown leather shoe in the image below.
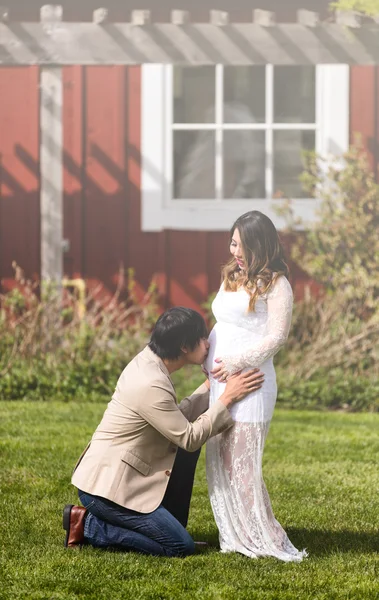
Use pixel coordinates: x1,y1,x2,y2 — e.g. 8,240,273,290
63,504,87,548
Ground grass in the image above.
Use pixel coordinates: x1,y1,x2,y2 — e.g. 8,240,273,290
1,402,379,600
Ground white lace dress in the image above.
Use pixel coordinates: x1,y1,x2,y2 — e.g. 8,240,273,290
203,276,307,561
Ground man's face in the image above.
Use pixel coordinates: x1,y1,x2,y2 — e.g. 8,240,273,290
183,337,210,365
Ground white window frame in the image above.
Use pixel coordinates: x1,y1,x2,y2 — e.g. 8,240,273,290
142,64,349,232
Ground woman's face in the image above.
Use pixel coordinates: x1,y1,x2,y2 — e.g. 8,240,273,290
230,228,246,270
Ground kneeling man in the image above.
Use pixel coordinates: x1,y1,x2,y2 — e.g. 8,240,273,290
64,307,264,557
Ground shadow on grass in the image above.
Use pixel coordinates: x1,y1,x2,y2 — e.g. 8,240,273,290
286,528,379,556
190,528,379,556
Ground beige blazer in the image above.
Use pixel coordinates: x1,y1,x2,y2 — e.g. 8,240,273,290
72,346,233,513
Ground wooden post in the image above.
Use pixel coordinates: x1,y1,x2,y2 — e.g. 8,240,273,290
297,10,319,27
93,8,108,24
253,9,275,26
210,10,229,26
40,67,63,284
131,10,151,25
0,6,9,21
40,5,63,285
171,10,190,25
335,10,361,27
40,4,63,22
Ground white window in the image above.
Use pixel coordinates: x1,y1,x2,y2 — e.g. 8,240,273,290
142,64,349,232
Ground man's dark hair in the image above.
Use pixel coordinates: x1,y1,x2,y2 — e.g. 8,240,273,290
149,307,208,360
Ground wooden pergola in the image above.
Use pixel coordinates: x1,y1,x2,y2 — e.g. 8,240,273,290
1,6,379,66
1,4,378,283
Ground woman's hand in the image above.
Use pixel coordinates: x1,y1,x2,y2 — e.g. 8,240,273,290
211,358,231,382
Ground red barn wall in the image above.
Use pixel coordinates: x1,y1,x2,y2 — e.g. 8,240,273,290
350,66,379,176
0,67,40,292
1,62,378,310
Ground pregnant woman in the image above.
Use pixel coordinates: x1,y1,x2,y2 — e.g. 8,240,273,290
203,210,306,562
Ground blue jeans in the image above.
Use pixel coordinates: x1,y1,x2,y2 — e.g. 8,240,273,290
79,490,195,557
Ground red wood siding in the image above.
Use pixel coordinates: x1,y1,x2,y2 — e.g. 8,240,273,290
350,66,379,177
84,66,128,298
126,66,163,301
63,66,84,280
63,66,129,300
168,232,209,311
1,63,378,314
0,66,40,292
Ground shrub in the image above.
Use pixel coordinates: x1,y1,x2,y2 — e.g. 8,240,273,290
288,145,379,313
271,145,379,406
276,370,379,412
275,291,379,381
170,363,379,413
330,1,379,17
0,265,159,401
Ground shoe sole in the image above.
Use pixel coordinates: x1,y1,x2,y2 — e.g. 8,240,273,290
63,504,74,548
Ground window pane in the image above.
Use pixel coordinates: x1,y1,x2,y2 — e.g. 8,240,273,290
174,131,215,199
223,131,265,198
273,131,315,198
274,66,315,123
173,67,215,124
224,66,265,123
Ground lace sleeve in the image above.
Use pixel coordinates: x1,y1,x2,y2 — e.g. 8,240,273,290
221,276,293,375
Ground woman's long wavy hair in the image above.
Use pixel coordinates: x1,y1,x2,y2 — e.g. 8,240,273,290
223,211,289,312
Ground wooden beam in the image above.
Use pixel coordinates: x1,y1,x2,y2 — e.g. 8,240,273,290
210,10,229,26
40,4,62,22
93,8,108,25
131,10,151,25
297,10,319,27
171,10,190,25
335,10,361,27
40,67,63,284
1,22,379,65
253,9,275,26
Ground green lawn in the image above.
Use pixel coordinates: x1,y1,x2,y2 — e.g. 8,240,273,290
1,402,379,600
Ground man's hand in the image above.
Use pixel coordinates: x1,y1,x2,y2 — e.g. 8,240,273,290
219,369,264,408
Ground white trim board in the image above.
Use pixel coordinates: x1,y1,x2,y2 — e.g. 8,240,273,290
40,67,64,281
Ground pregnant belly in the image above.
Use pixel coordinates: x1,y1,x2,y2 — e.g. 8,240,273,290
205,322,277,423
204,322,274,376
